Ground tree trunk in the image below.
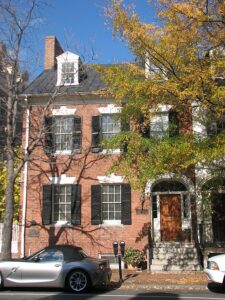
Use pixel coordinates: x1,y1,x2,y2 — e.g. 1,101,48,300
2,92,15,260
2,159,14,259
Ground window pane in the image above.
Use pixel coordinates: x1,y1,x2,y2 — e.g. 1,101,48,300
109,193,114,202
115,203,121,211
115,185,120,193
150,113,169,138
53,185,71,222
54,117,73,151
101,114,121,140
109,185,114,194
109,203,114,211
115,194,121,202
109,212,114,220
101,184,121,222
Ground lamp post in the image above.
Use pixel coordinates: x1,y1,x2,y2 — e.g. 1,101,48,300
113,240,125,282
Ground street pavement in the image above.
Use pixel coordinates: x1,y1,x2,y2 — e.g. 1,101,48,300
1,269,225,300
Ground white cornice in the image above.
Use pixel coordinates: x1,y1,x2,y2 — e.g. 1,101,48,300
50,174,76,184
98,104,121,114
97,173,124,184
52,106,76,116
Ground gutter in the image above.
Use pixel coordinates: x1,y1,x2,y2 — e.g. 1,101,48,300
20,96,30,258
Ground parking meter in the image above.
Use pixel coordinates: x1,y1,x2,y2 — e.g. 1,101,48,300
113,241,118,256
120,241,125,257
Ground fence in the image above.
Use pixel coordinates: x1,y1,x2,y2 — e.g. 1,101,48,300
0,223,19,253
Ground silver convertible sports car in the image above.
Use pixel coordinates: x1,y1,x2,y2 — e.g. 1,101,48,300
0,245,112,293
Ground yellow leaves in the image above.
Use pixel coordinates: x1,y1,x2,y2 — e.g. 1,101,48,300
101,0,225,189
0,148,21,222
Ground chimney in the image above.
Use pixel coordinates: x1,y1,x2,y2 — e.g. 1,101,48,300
44,36,64,70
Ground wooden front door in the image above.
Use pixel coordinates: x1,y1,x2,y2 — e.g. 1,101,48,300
160,194,182,241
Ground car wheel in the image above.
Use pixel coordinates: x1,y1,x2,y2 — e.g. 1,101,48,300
66,269,90,293
0,272,3,289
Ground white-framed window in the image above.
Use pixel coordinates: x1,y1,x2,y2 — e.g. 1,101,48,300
53,185,71,223
150,111,179,138
61,62,75,84
150,112,169,138
56,51,80,86
102,114,121,140
54,116,73,151
45,115,82,155
101,184,121,223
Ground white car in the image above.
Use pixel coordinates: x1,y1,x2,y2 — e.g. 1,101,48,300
205,254,225,286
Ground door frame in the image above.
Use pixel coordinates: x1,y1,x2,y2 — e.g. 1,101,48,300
151,191,192,243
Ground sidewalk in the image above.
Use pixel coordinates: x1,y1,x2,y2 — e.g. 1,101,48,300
109,269,209,291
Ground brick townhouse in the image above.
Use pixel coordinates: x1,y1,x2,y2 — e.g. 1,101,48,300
19,36,225,271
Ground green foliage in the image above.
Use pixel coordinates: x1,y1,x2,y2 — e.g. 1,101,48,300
122,248,145,266
0,150,21,222
99,0,225,191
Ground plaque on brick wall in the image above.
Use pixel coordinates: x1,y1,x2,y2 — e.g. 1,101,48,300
28,228,39,237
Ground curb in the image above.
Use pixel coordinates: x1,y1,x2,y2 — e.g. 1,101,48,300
120,283,208,291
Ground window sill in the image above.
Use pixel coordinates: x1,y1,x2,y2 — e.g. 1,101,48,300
50,222,72,227
100,222,123,228
54,149,81,155
102,149,121,155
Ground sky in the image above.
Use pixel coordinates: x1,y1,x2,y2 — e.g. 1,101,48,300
33,0,156,73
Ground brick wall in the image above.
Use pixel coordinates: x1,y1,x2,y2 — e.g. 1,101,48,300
22,103,150,258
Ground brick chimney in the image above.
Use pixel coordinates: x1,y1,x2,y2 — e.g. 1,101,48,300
44,36,64,70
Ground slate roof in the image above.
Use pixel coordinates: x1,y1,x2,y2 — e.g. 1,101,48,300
22,65,107,96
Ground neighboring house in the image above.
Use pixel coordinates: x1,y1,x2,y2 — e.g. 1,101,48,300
19,36,224,271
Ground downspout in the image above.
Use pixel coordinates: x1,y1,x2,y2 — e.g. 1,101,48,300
20,96,30,257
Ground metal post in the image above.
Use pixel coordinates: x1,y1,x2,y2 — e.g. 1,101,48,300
118,254,123,282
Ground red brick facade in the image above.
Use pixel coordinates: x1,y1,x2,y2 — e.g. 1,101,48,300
21,102,150,258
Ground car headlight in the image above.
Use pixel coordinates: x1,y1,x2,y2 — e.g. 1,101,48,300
207,261,220,270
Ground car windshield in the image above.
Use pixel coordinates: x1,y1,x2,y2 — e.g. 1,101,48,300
78,249,88,258
24,249,44,261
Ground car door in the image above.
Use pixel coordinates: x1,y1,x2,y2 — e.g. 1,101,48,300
21,249,64,287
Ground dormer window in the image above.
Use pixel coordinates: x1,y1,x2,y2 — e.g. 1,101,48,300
61,62,75,84
56,51,80,86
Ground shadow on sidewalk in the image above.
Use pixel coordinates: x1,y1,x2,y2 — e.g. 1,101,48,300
208,283,225,293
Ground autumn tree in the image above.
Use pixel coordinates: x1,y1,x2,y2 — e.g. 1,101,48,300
0,0,45,259
98,0,225,190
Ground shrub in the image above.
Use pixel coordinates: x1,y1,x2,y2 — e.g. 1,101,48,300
122,248,144,266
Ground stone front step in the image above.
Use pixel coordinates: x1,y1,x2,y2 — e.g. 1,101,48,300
151,258,200,265
153,253,198,260
150,242,201,272
151,264,201,272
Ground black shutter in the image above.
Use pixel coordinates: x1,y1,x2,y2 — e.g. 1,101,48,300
44,117,54,154
91,116,102,153
71,185,81,225
73,116,82,152
169,111,179,137
121,184,131,225
91,185,102,225
42,185,52,225
121,118,130,132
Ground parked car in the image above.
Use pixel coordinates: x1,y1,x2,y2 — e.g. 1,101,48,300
205,254,225,286
0,245,112,293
